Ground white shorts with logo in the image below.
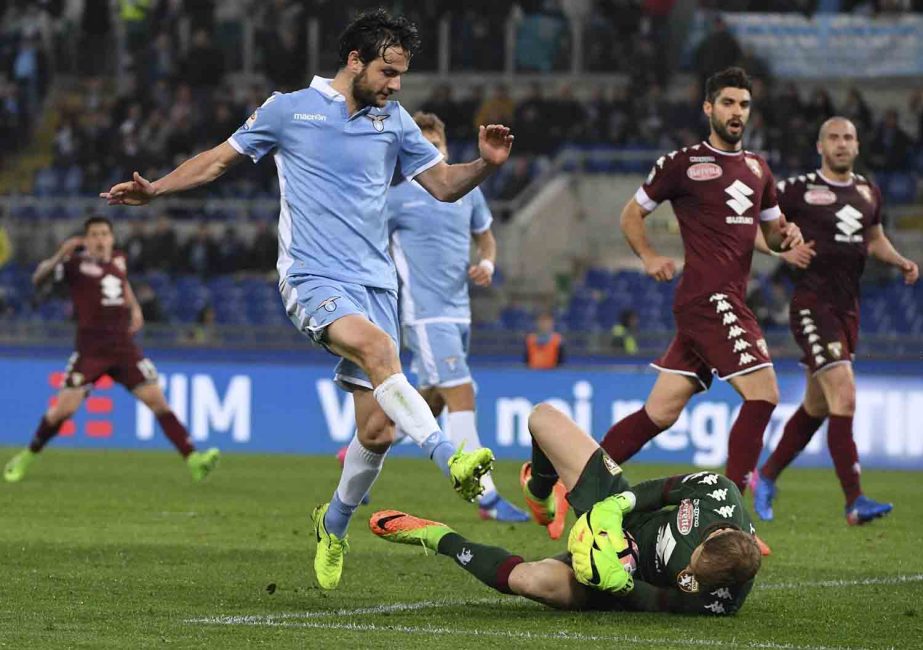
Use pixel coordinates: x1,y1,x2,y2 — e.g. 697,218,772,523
402,321,472,389
281,273,399,391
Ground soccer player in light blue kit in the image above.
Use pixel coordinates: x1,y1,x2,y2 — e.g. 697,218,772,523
388,111,529,522
101,10,514,590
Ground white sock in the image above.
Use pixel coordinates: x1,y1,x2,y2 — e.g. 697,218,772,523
373,374,442,446
335,435,387,507
448,410,496,496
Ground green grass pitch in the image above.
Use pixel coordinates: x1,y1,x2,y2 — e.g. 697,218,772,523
1,448,921,649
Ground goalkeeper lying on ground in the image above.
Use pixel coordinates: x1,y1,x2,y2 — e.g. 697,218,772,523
371,403,761,615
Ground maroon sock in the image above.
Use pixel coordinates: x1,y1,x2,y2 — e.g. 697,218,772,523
726,400,776,492
29,416,62,453
827,415,861,506
600,408,664,464
157,412,195,457
760,406,825,481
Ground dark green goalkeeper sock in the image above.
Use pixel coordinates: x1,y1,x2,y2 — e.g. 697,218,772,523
437,532,524,594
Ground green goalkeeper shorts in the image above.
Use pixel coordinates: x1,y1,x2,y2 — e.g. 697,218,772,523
566,448,632,517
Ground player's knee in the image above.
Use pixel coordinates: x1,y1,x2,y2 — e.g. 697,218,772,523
528,403,562,434
746,381,780,405
509,562,556,598
830,384,856,415
803,399,828,419
145,396,170,415
354,332,397,376
510,560,584,610
762,383,781,406
645,402,682,429
47,403,77,423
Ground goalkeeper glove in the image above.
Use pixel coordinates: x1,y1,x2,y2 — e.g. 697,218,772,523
568,501,634,595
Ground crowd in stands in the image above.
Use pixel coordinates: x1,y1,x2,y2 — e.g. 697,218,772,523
4,0,922,205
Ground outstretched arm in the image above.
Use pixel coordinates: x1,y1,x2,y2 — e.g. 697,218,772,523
415,125,513,202
868,225,919,284
100,141,243,206
32,236,83,287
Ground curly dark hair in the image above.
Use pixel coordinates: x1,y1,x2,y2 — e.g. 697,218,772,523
338,9,421,66
705,66,752,104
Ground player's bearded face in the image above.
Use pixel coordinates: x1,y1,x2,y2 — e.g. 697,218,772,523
352,47,407,108
707,89,750,146
711,112,745,145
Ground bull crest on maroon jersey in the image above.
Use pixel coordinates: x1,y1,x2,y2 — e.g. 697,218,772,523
745,157,762,179
677,569,699,593
856,184,873,204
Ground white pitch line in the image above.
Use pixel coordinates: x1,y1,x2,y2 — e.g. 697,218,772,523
186,598,500,625
757,574,923,591
190,619,866,650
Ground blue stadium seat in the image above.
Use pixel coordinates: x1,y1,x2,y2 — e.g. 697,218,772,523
500,306,534,331
878,172,917,204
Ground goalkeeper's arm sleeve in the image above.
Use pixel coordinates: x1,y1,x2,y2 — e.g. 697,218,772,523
623,475,686,512
621,580,739,615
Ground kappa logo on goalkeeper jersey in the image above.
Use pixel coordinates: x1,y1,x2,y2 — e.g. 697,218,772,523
711,587,732,600
704,601,726,614
714,505,737,518
707,488,728,502
683,472,720,485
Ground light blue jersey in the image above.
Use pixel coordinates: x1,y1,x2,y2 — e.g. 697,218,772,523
388,181,493,324
228,76,443,291
228,76,442,391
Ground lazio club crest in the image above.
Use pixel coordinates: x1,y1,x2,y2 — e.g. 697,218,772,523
366,113,390,132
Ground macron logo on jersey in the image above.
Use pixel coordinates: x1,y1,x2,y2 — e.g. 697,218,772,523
293,113,326,121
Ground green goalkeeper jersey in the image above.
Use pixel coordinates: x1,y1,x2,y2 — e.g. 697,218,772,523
622,471,757,615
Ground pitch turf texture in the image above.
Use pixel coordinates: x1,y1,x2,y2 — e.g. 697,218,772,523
1,450,921,649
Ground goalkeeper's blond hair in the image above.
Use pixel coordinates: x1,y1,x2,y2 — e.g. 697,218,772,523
693,529,761,587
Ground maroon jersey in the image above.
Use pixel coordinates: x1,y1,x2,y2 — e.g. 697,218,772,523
778,171,881,313
56,250,134,355
636,142,780,308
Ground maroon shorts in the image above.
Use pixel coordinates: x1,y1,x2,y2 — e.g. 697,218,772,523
790,299,858,374
63,345,158,392
653,291,772,391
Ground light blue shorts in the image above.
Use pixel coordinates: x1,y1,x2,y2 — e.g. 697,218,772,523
402,321,472,389
281,274,399,391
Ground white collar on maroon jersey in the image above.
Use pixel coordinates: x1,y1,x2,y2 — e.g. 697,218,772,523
702,141,744,156
817,169,855,187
